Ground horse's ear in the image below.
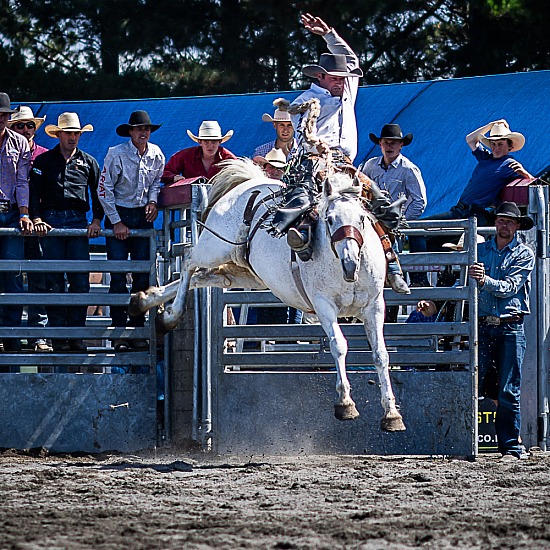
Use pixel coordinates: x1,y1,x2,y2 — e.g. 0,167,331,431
352,174,362,188
323,177,333,197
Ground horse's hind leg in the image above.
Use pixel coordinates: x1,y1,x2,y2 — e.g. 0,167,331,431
316,302,359,421
362,299,406,432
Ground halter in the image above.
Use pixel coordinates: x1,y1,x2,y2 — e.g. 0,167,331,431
330,224,364,257
325,194,366,258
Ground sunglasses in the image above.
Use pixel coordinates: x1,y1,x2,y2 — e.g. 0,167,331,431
14,122,36,130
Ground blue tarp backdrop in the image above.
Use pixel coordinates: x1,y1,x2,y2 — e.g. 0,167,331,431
20,70,550,222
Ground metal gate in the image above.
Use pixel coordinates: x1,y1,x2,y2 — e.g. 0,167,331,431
0,228,159,453
201,218,481,457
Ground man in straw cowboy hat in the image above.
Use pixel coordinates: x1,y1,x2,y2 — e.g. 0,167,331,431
253,108,295,159
29,112,102,354
468,201,535,461
410,118,533,286
0,92,33,354
253,148,288,180
9,105,51,352
161,120,236,183
98,110,165,352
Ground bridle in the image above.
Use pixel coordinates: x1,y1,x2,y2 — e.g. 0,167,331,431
326,196,366,258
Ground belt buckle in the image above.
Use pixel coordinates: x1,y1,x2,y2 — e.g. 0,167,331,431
486,315,500,326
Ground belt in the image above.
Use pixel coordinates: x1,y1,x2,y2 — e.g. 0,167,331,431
479,315,524,326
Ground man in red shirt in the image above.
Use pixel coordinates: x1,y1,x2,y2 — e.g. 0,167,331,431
161,120,236,183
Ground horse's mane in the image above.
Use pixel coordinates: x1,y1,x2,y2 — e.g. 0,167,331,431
318,173,363,214
203,158,268,219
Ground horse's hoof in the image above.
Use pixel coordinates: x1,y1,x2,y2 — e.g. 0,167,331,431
380,413,406,432
334,403,360,421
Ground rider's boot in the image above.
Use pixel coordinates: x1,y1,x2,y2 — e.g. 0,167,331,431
386,256,411,295
287,217,314,261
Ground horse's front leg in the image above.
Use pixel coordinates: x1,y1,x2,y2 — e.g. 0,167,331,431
316,301,359,421
362,298,406,432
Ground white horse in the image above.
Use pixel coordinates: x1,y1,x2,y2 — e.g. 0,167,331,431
131,158,405,431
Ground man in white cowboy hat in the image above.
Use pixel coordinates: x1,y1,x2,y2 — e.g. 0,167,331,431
0,92,33,354
9,105,51,352
362,123,427,294
410,119,533,284
252,107,295,159
253,148,288,180
161,120,236,183
98,110,165,351
29,112,102,354
468,201,535,461
9,106,48,162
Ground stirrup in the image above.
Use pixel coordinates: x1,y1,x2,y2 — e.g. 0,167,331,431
287,227,311,251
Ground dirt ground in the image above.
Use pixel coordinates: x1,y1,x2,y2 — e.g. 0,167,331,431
1,447,549,550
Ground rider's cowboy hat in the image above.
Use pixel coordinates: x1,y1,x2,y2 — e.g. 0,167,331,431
116,110,161,137
261,109,292,123
45,112,93,137
0,92,16,114
492,201,534,230
442,233,485,251
479,122,525,152
369,124,413,146
187,120,233,143
302,53,363,79
253,148,288,169
9,106,46,130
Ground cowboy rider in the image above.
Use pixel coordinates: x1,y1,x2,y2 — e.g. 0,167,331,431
270,13,410,294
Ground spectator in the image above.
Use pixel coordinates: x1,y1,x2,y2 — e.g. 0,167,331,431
468,201,535,460
405,300,439,323
161,121,235,183
30,112,102,353
253,148,302,327
253,148,288,180
412,119,532,255
253,108,295,159
0,92,33,353
362,124,426,223
98,110,164,351
362,123,426,305
9,106,51,352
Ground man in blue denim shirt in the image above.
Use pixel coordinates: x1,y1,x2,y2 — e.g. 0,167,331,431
468,201,535,460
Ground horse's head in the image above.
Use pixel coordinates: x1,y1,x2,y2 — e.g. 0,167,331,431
321,173,366,283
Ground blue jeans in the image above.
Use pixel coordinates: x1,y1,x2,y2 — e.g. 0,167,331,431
478,321,526,457
25,237,48,335
0,209,24,327
105,207,152,328
41,210,90,328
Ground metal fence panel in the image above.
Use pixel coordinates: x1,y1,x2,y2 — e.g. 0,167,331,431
0,374,157,453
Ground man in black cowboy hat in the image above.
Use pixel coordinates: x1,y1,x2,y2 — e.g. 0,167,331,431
270,16,409,294
468,201,535,461
98,110,164,351
362,123,427,294
290,13,362,162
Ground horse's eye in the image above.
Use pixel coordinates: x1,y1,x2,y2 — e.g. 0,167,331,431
327,215,334,226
